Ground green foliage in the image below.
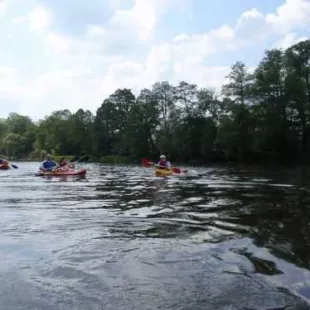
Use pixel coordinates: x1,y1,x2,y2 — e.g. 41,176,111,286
1,40,310,164
100,155,131,164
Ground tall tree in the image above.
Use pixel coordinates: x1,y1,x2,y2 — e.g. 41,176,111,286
285,40,310,155
252,49,291,161
151,81,176,156
94,89,136,157
222,61,252,160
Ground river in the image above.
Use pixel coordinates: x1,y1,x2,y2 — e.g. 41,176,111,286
0,162,309,309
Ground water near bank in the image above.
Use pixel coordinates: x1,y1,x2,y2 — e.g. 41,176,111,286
0,162,309,309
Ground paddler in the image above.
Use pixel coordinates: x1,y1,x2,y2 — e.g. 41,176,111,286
0,158,9,165
58,157,68,167
0,158,10,168
155,154,171,169
58,157,74,169
39,154,57,171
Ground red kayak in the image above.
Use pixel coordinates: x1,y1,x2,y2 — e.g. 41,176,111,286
35,168,87,177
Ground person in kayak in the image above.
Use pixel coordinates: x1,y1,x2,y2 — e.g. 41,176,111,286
0,158,9,165
155,154,171,169
58,157,75,169
39,154,57,171
0,158,10,169
58,157,68,167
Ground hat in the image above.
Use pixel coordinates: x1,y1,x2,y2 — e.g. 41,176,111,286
160,154,166,159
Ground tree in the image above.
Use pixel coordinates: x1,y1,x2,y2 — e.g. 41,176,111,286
285,40,310,155
93,89,136,157
251,49,292,161
124,89,159,159
222,61,252,161
2,133,23,158
69,109,94,155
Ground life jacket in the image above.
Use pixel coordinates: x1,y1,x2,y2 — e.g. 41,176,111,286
40,160,57,171
157,160,171,169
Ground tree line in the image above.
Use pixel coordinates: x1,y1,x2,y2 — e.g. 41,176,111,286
1,40,310,165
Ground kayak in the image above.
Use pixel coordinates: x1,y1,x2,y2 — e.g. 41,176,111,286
0,163,10,170
36,168,87,177
154,168,174,177
35,168,87,177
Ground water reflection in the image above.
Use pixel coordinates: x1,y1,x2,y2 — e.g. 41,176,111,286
0,162,309,309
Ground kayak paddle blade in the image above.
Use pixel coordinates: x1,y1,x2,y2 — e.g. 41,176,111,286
141,158,153,167
171,167,181,174
69,155,80,163
77,155,89,163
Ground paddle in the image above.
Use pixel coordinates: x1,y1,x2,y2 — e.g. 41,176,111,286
141,158,187,174
69,155,80,163
76,155,89,163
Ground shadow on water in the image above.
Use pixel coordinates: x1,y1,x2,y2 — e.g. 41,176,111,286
0,162,309,309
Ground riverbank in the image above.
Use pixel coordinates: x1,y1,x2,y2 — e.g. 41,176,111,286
4,153,310,170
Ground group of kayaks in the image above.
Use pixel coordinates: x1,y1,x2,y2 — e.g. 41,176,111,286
2,164,170,178
0,155,89,177
0,156,186,178
37,167,178,178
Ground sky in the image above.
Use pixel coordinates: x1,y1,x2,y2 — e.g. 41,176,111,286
0,0,309,120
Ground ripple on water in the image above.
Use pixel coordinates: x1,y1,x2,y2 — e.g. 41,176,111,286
0,162,309,309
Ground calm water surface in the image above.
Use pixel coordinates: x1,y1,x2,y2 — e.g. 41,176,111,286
0,162,310,309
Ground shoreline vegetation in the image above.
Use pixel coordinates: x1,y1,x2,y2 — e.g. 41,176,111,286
4,155,310,170
8,155,133,165
1,40,310,167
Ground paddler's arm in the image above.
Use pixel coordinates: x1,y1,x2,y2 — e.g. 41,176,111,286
154,164,170,170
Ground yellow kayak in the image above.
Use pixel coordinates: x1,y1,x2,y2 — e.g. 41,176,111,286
154,168,174,177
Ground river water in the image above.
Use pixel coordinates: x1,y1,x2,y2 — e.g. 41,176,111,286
0,162,310,309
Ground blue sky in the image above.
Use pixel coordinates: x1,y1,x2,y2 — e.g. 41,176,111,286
0,0,309,120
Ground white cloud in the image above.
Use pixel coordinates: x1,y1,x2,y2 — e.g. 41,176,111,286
110,0,157,40
236,8,265,31
1,0,310,119
274,33,309,49
235,8,267,42
28,7,52,31
173,65,230,90
0,0,7,13
42,33,70,55
145,43,173,81
107,0,186,41
139,25,237,90
107,0,123,10
266,0,310,34
0,67,25,101
13,6,52,32
240,8,263,20
18,68,104,118
165,25,237,69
